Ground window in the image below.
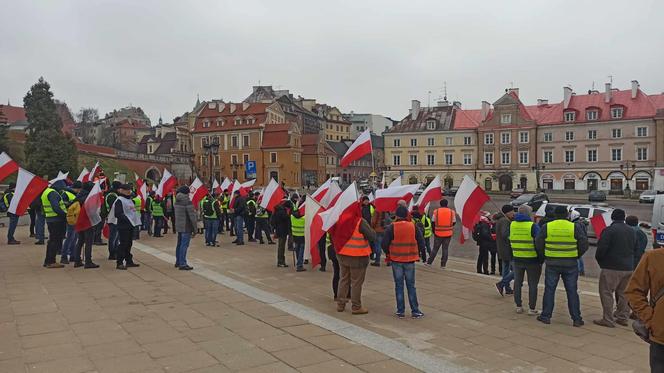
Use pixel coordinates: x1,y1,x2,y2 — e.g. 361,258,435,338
565,131,574,141
611,107,624,119
501,132,511,144
519,131,529,143
612,128,622,138
409,154,418,165
201,137,209,147
518,151,528,164
203,120,210,128
587,149,597,162
565,150,575,163
216,118,223,127
201,155,207,166
543,151,553,163
637,147,648,161
587,130,597,140
426,120,436,130
611,148,622,161
637,127,648,137
231,135,238,148
484,152,494,165
427,154,435,165
564,111,576,122
393,138,400,147
464,136,471,145
242,135,250,147
543,132,552,142
393,155,401,166
270,152,277,163
410,138,417,147
484,133,494,145
243,154,249,163
500,114,512,124
463,153,472,165
586,110,598,121
445,154,453,165
234,118,241,125
501,151,510,164
445,137,452,146
427,138,435,146
231,154,238,164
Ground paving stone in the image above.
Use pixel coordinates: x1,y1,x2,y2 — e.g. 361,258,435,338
357,359,422,373
283,324,331,338
183,326,235,342
21,330,78,349
92,352,161,373
329,345,391,365
143,337,200,359
217,347,278,370
304,334,356,350
23,343,85,363
156,350,218,373
251,333,308,352
25,356,95,373
272,345,336,368
298,359,364,373
0,357,24,373
83,339,143,360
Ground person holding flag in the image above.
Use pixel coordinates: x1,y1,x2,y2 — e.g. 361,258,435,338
4,183,20,245
254,191,274,245
72,181,100,268
108,184,141,270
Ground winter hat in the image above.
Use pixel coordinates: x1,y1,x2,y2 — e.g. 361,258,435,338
395,206,409,219
611,209,626,221
625,215,639,227
501,204,513,214
177,186,190,194
111,181,122,191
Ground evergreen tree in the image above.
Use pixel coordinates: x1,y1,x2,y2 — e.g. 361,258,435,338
23,77,78,179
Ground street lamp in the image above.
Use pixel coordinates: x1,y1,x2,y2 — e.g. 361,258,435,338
531,163,545,192
203,138,220,187
230,160,243,181
620,161,636,195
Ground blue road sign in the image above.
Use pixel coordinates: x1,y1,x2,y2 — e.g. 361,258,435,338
245,161,257,179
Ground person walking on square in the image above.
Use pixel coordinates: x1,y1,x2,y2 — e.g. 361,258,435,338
336,216,376,315
426,199,455,268
254,192,274,244
495,205,515,296
246,193,257,242
200,192,221,246
593,209,635,328
535,205,588,327
507,204,542,315
41,180,68,268
4,183,20,245
231,190,246,245
382,206,425,319
290,205,306,272
174,186,197,270
272,200,290,267
109,184,141,270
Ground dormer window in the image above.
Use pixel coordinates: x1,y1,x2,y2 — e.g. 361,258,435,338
586,110,599,121
203,120,210,128
611,107,624,119
500,114,512,124
216,118,223,127
426,119,436,130
564,111,576,122
234,117,241,125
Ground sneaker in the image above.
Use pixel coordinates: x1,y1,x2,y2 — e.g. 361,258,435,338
259,241,265,244
8,240,21,245
515,307,524,314
231,240,238,244
34,241,44,245
45,263,64,269
179,265,194,270
573,320,585,327
277,263,289,268
592,319,614,328
536,315,550,325
423,262,431,267
60,258,70,264
116,264,127,270
268,241,276,245
248,239,257,242
528,309,540,316
412,311,425,319
84,263,100,269
319,267,326,272
616,319,629,327
296,267,306,272
495,283,504,296
351,307,369,315
74,262,84,268
395,312,405,319
440,266,446,270
125,263,140,268
505,289,514,295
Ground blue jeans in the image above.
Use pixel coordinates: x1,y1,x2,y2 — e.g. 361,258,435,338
204,219,219,244
108,224,119,256
294,241,305,268
577,258,585,273
234,215,244,243
499,260,514,290
540,265,582,322
372,233,383,263
391,262,420,314
35,212,45,240
7,214,19,242
175,232,191,267
62,224,77,260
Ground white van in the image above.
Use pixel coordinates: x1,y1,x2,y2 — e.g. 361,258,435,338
653,194,664,247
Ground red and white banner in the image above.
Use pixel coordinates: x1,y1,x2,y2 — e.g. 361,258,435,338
135,174,147,209
156,169,176,198
379,174,386,189
373,184,420,212
76,181,102,232
220,177,232,192
229,180,241,206
320,181,342,209
388,177,401,188
89,161,100,181
0,152,19,182
340,129,372,167
304,196,324,268
311,178,332,202
77,167,90,182
189,177,208,206
590,211,613,240
212,178,221,195
8,168,49,216
455,175,490,243
260,178,285,212
320,182,361,250
240,179,256,196
415,175,442,210
49,171,69,185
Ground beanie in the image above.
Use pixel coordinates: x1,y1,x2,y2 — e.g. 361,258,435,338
611,209,626,221
502,204,513,214
395,206,409,219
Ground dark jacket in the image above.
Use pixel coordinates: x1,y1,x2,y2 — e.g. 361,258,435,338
495,215,512,261
114,195,136,230
596,221,636,271
506,213,542,264
475,221,496,252
272,203,291,238
381,219,425,262
632,226,648,269
535,218,588,267
361,204,372,224
233,196,247,217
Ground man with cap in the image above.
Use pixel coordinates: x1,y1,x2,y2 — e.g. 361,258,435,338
4,183,20,245
535,204,588,327
495,204,515,296
382,206,426,318
108,183,141,270
231,190,246,245
253,191,274,244
41,180,69,268
507,204,542,315
594,208,636,328
103,181,122,259
60,181,82,264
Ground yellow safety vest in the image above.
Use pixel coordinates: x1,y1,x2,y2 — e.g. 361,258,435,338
544,219,578,258
220,196,229,209
421,216,432,238
509,221,537,258
133,196,142,211
41,188,66,218
152,202,164,217
61,190,76,206
290,215,305,237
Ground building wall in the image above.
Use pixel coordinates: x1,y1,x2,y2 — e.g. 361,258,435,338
262,147,302,188
192,130,263,183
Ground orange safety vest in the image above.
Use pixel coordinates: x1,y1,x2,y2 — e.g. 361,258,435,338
434,207,454,237
338,220,372,257
389,221,419,263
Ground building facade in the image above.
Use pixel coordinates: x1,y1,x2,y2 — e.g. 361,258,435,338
344,112,394,137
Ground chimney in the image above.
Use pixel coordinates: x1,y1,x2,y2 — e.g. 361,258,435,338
452,101,462,109
605,82,612,103
507,88,519,97
631,80,639,99
537,99,549,106
411,100,420,120
480,101,491,121
563,87,573,109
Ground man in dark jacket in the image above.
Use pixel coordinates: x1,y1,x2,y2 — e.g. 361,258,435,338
72,182,99,269
507,205,542,315
594,209,635,328
4,183,20,245
535,205,588,327
232,191,246,245
104,181,121,259
272,200,291,267
474,215,495,275
495,205,515,295
174,186,197,270
626,215,647,268
112,184,141,270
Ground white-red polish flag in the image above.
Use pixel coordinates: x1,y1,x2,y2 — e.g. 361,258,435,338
189,177,208,207
340,129,372,168
374,184,420,212
156,169,176,198
388,176,401,188
455,175,490,243
77,167,90,182
135,174,147,209
212,178,221,195
8,168,49,216
76,181,102,232
319,182,361,250
240,179,256,197
415,175,442,210
304,196,324,268
49,171,69,185
590,211,613,240
220,177,232,192
0,152,19,182
260,178,285,213
311,178,332,202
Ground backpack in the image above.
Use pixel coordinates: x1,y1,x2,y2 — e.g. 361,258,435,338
0,195,8,213
67,201,81,225
202,199,215,217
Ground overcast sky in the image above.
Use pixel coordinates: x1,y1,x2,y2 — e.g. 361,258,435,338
2,0,663,123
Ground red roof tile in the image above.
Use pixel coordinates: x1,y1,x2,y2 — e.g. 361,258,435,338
452,109,481,129
193,102,271,133
0,105,26,123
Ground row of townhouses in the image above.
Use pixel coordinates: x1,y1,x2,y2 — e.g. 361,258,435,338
384,81,664,193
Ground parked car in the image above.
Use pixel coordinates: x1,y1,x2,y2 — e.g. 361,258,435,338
588,190,606,202
443,187,458,197
569,204,613,246
639,190,657,203
511,193,549,211
653,195,664,247
510,188,525,199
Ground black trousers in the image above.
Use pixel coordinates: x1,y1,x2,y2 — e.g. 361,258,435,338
477,246,489,274
489,249,501,273
117,228,134,266
652,341,664,373
328,245,340,299
29,208,36,236
93,221,103,243
74,228,94,264
45,220,66,265
254,218,272,243
245,216,255,239
318,238,327,269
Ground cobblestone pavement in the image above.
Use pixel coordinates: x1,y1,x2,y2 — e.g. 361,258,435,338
1,226,651,372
